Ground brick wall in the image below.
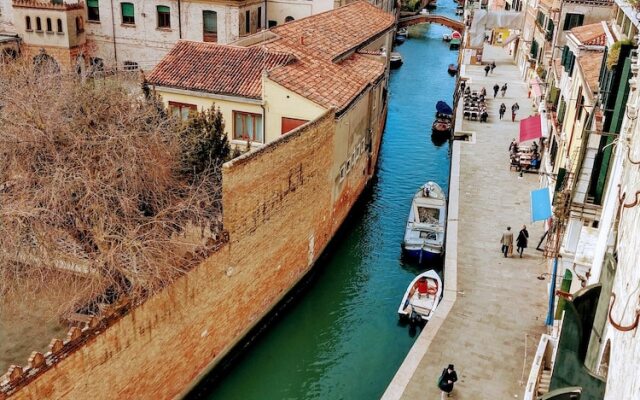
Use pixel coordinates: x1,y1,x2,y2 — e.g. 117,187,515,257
5,107,386,400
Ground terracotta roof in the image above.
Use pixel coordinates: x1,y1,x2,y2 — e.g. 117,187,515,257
147,41,293,99
571,23,606,46
578,51,604,96
270,1,395,61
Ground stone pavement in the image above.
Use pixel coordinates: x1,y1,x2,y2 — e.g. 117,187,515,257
383,45,550,399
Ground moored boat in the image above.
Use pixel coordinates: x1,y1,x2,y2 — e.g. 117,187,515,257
398,270,443,323
395,34,406,44
449,38,461,50
401,181,447,263
432,100,453,135
447,63,458,75
397,27,408,37
390,52,403,68
442,34,451,42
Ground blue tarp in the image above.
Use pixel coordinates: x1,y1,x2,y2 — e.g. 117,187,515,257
436,101,453,115
531,187,552,222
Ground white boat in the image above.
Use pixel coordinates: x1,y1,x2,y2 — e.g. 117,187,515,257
390,52,403,68
397,27,408,37
401,181,447,263
398,270,443,322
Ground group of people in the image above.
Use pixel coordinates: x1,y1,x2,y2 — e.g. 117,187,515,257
500,225,529,258
483,61,496,76
499,102,520,122
461,82,489,122
492,83,508,98
509,138,541,171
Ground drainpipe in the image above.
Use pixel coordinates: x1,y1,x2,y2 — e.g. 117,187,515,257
545,257,559,326
110,0,118,69
261,103,266,144
178,0,182,39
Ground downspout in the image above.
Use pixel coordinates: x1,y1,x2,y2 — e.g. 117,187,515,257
110,0,118,69
178,0,182,39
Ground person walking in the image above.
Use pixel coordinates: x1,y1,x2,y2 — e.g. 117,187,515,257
484,64,490,76
493,83,500,98
438,364,458,398
517,225,529,258
490,61,496,74
500,226,513,258
511,102,520,122
460,80,466,94
499,103,506,120
501,83,508,97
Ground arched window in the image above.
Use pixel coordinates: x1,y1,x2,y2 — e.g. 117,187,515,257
26,16,32,31
46,17,52,32
36,17,42,31
284,16,294,22
57,18,63,33
75,16,84,33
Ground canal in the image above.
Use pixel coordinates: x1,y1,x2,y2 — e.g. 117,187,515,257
194,5,459,399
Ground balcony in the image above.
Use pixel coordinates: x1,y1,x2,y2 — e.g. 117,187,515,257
12,0,84,10
524,334,559,399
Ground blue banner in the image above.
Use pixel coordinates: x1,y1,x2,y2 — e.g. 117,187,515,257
530,187,552,222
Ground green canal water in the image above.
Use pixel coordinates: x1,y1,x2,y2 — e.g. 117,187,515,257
192,7,459,400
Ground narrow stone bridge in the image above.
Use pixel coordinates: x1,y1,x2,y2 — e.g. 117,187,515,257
398,14,465,32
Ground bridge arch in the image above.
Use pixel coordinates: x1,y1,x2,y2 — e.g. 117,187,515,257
398,14,465,32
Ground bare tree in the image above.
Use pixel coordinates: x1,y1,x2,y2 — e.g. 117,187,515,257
0,61,223,316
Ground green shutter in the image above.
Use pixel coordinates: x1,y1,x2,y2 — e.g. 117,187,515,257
558,98,566,124
87,0,98,7
121,3,134,17
157,5,169,13
561,46,569,67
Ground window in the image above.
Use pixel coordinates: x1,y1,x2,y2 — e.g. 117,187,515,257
36,17,42,31
563,13,584,31
257,6,262,29
530,39,539,59
245,10,250,34
46,18,52,32
123,60,138,70
285,16,294,23
268,20,277,28
203,10,217,42
26,16,32,31
75,17,83,33
87,0,99,21
281,117,308,135
157,6,170,28
57,18,63,33
121,2,134,25
536,11,545,28
233,111,263,142
169,101,197,121
546,19,554,40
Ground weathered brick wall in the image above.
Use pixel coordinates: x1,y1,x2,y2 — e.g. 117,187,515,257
6,109,372,400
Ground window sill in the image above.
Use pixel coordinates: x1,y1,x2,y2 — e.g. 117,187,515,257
88,20,100,24
46,30,54,34
121,23,136,28
35,30,43,33
56,31,64,35
25,29,33,32
231,139,264,147
156,27,172,32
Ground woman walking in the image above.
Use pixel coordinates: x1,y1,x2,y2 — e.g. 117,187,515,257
499,103,506,120
517,225,529,257
501,83,508,97
438,364,458,398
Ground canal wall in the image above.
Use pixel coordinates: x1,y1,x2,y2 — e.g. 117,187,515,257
3,99,387,399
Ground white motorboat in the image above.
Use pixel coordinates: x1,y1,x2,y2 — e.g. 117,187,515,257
401,181,447,263
390,52,403,68
398,270,443,322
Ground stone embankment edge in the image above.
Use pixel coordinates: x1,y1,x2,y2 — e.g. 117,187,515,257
381,139,461,400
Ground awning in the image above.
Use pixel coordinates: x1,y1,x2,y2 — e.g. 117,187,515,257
530,78,542,97
501,33,519,47
531,187,552,222
520,114,542,142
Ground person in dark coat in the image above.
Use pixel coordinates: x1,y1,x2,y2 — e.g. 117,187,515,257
499,103,506,120
438,364,458,398
493,83,500,98
490,61,496,73
516,225,529,257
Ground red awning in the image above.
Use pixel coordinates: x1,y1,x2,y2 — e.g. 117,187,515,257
519,115,542,142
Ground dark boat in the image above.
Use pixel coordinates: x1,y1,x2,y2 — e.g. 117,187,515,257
390,52,403,68
395,34,406,44
447,63,458,75
431,101,453,136
449,38,461,50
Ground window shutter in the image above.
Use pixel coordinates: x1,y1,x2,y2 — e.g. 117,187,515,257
121,3,134,17
203,11,217,32
569,53,576,76
561,46,569,67
87,0,98,7
157,5,169,13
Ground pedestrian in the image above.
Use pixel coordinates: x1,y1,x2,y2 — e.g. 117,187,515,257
438,364,458,399
509,138,518,154
511,102,520,122
490,61,496,74
517,225,529,257
501,83,508,97
493,83,500,98
500,226,513,258
460,80,466,94
499,103,506,120
484,64,490,76
480,87,487,97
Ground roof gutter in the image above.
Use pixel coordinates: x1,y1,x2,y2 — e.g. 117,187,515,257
152,85,264,105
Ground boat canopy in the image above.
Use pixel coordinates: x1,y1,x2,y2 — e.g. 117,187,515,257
436,101,453,115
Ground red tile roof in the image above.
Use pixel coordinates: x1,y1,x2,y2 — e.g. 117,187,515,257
147,41,293,99
578,51,604,96
571,23,606,46
270,1,395,61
